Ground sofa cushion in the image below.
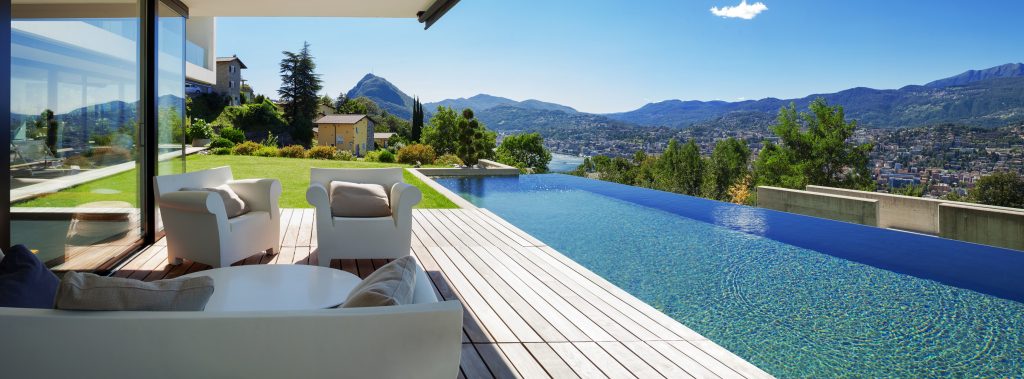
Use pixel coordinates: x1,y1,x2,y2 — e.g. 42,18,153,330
55,272,215,311
0,245,60,309
342,256,417,308
330,181,392,218
183,184,250,218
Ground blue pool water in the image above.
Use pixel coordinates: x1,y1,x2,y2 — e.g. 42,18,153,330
434,174,1024,377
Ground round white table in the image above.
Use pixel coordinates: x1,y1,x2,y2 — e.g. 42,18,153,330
181,265,362,312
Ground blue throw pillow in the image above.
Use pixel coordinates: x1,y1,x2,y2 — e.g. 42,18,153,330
0,245,59,308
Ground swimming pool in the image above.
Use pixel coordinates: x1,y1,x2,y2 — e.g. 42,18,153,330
434,174,1024,377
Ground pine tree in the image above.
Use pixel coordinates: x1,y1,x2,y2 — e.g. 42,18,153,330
278,41,322,146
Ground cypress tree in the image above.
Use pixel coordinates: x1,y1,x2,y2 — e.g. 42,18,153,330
411,96,423,142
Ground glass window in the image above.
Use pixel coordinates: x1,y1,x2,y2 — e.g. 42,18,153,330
10,4,143,272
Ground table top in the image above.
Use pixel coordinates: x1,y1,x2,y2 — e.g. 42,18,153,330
181,265,363,312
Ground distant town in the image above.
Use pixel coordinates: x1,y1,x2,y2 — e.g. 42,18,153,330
534,123,1024,198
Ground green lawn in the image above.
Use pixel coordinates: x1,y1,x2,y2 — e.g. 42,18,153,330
16,154,458,209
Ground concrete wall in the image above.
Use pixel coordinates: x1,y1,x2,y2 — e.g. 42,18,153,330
757,186,879,226
939,203,1024,251
806,185,940,234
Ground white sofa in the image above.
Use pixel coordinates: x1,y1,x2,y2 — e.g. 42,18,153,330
0,263,463,379
155,166,282,268
306,168,422,264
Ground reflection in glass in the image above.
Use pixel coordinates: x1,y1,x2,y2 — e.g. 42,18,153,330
9,11,143,272
155,3,187,233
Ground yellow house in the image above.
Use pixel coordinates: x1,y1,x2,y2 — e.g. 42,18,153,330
314,114,374,156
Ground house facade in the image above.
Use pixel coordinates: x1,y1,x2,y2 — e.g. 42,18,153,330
315,115,375,157
215,55,247,105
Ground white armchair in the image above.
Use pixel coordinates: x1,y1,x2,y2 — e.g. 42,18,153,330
306,168,421,265
155,166,282,268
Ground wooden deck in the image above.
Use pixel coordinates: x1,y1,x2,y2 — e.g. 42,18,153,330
114,208,772,379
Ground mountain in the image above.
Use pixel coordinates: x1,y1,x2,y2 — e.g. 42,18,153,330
345,73,414,120
607,64,1024,129
925,63,1024,88
425,94,577,114
475,105,629,132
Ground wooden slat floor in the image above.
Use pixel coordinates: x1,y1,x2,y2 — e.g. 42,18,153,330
114,208,773,379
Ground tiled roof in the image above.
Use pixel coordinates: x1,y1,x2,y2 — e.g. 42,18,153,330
315,114,367,124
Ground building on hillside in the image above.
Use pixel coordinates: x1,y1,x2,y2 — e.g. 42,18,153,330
215,55,247,106
315,115,375,157
317,103,337,118
374,132,396,149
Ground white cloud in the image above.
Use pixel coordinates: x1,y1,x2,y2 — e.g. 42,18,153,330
710,0,768,20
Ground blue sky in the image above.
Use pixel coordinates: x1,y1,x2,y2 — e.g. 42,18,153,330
217,0,1023,114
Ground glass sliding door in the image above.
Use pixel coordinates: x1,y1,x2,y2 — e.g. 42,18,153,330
7,0,188,272
154,0,187,232
9,2,143,272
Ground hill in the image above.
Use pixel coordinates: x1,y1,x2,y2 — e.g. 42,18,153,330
345,73,415,120
606,70,1024,129
425,94,577,114
925,63,1024,88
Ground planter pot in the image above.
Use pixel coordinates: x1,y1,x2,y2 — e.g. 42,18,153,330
191,138,211,147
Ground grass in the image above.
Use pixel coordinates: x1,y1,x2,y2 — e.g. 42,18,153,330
16,154,459,209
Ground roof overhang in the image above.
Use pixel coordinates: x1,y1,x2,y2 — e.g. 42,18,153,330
12,0,460,29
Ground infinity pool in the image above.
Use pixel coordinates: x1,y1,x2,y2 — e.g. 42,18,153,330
435,174,1024,377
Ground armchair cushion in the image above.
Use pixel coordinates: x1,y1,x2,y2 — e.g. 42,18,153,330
183,184,250,218
341,256,417,308
330,181,392,218
54,272,215,311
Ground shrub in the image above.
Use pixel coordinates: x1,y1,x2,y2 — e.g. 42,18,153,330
259,133,279,147
335,150,355,161
377,149,396,163
397,144,436,165
231,141,262,156
211,147,232,155
278,145,306,158
89,146,133,165
308,145,337,160
219,127,246,144
435,153,463,166
208,137,235,149
187,119,214,140
254,146,279,157
363,150,382,162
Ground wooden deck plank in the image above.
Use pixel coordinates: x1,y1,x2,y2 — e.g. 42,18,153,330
523,343,580,379
646,341,722,379
429,246,520,343
461,344,497,379
499,343,551,379
476,244,611,342
546,343,608,379
597,341,666,379
571,342,636,379
443,245,557,343
473,343,521,379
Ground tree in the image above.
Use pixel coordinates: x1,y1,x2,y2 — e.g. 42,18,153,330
278,41,322,146
456,108,483,165
703,137,751,200
37,110,59,154
754,98,874,190
333,92,347,111
496,133,552,173
970,171,1024,208
411,96,424,143
654,139,705,196
423,106,460,155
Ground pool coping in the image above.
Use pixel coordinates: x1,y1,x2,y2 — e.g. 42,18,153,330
407,168,478,209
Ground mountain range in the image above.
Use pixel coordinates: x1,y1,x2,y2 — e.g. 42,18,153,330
344,63,1024,132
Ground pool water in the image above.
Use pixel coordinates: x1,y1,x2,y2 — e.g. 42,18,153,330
435,174,1024,377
